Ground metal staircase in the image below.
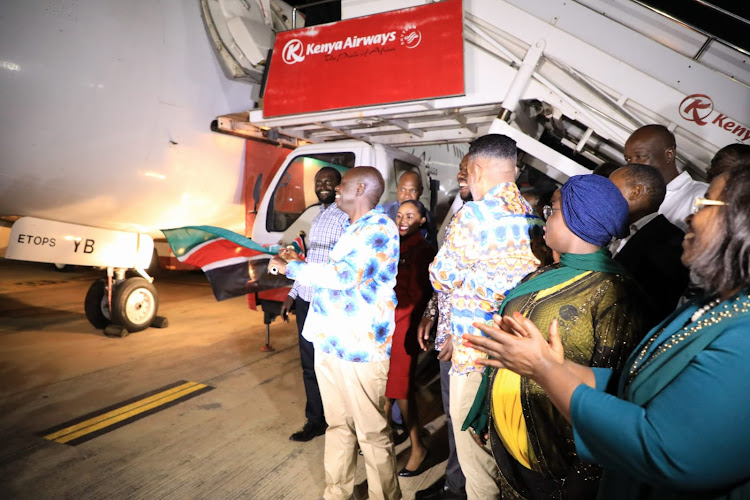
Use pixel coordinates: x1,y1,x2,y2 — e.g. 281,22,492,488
215,0,750,180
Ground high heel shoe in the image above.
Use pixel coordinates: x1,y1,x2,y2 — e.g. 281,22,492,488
398,452,431,477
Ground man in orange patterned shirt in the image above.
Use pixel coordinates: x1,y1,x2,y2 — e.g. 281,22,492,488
429,134,543,499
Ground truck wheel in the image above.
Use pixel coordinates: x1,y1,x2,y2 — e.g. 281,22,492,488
111,277,158,332
84,279,111,329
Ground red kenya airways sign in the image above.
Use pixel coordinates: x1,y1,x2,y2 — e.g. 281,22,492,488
263,0,464,117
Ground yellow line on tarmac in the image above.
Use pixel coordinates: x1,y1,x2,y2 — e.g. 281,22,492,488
44,381,208,444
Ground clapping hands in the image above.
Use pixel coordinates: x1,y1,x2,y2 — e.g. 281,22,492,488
463,311,565,379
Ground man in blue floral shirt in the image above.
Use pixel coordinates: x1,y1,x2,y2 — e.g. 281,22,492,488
270,167,402,500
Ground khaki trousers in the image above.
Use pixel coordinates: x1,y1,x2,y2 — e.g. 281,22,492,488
450,371,501,500
315,351,402,500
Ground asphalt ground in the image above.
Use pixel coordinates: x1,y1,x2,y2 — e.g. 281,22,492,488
0,259,447,499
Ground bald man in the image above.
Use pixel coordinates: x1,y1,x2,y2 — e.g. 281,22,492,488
384,170,437,247
624,124,707,231
270,167,402,500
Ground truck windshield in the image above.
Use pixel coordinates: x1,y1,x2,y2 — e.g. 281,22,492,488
267,152,354,233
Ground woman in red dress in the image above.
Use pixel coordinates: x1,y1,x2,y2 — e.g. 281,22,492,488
386,199,437,477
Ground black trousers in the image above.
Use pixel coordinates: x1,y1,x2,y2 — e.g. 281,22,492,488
295,297,325,426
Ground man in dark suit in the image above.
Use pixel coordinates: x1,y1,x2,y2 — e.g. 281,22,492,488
609,163,690,325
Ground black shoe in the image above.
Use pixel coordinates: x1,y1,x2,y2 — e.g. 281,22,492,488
415,480,444,500
415,480,467,500
398,452,431,477
393,428,409,445
289,421,327,442
440,489,467,500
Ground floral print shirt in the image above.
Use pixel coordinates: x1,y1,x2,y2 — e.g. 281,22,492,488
429,183,543,375
286,205,399,362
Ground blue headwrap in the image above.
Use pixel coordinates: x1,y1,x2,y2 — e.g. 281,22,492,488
560,174,629,247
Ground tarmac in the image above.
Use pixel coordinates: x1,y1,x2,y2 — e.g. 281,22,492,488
0,259,448,499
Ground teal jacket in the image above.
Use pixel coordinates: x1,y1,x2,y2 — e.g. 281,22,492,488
571,290,750,499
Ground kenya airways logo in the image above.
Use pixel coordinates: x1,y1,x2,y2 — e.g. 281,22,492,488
282,39,305,65
679,94,713,126
400,26,422,49
281,30,402,64
678,92,750,142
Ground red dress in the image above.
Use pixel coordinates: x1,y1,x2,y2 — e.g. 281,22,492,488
386,231,437,399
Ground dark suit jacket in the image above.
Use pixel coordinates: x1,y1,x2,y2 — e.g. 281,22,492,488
614,214,689,327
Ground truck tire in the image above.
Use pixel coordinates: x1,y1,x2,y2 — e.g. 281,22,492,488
111,277,159,333
84,279,110,329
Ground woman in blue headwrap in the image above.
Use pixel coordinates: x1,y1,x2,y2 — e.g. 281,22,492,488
464,162,750,499
463,174,651,500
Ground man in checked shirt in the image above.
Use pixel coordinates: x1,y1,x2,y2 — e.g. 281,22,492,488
282,166,349,442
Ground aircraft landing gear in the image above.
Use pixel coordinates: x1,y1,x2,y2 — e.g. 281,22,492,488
84,268,167,336
84,279,111,329
111,277,158,332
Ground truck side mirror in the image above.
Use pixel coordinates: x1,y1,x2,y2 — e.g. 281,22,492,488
430,178,439,215
249,173,263,214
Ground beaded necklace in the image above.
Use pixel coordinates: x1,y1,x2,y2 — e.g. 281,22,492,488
626,293,750,387
689,297,721,323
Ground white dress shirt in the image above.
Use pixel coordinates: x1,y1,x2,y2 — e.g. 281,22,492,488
659,171,708,232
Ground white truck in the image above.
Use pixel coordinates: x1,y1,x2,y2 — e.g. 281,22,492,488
4,0,747,337
209,0,749,343
218,138,463,349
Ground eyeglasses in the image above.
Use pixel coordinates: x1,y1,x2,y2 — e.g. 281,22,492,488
542,205,561,220
692,197,727,214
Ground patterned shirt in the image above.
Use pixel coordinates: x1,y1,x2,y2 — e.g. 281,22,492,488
429,183,543,375
286,205,399,362
423,201,465,351
287,203,349,303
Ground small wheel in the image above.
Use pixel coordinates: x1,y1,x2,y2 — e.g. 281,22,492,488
84,279,111,329
111,277,158,332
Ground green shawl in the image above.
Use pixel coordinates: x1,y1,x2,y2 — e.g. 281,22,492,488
462,248,628,433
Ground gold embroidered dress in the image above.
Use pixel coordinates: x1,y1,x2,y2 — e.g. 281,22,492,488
488,262,647,499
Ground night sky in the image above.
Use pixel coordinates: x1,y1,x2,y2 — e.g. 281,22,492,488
638,0,749,52
285,1,748,53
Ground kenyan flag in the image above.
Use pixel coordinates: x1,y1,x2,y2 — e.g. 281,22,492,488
161,226,304,300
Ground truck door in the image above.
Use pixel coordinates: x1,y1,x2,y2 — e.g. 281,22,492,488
248,149,356,317
253,150,356,246
243,140,294,238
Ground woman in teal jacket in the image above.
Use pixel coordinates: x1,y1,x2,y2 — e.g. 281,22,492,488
464,167,750,499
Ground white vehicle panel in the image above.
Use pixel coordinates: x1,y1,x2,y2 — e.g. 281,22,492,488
0,0,257,236
6,217,153,269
